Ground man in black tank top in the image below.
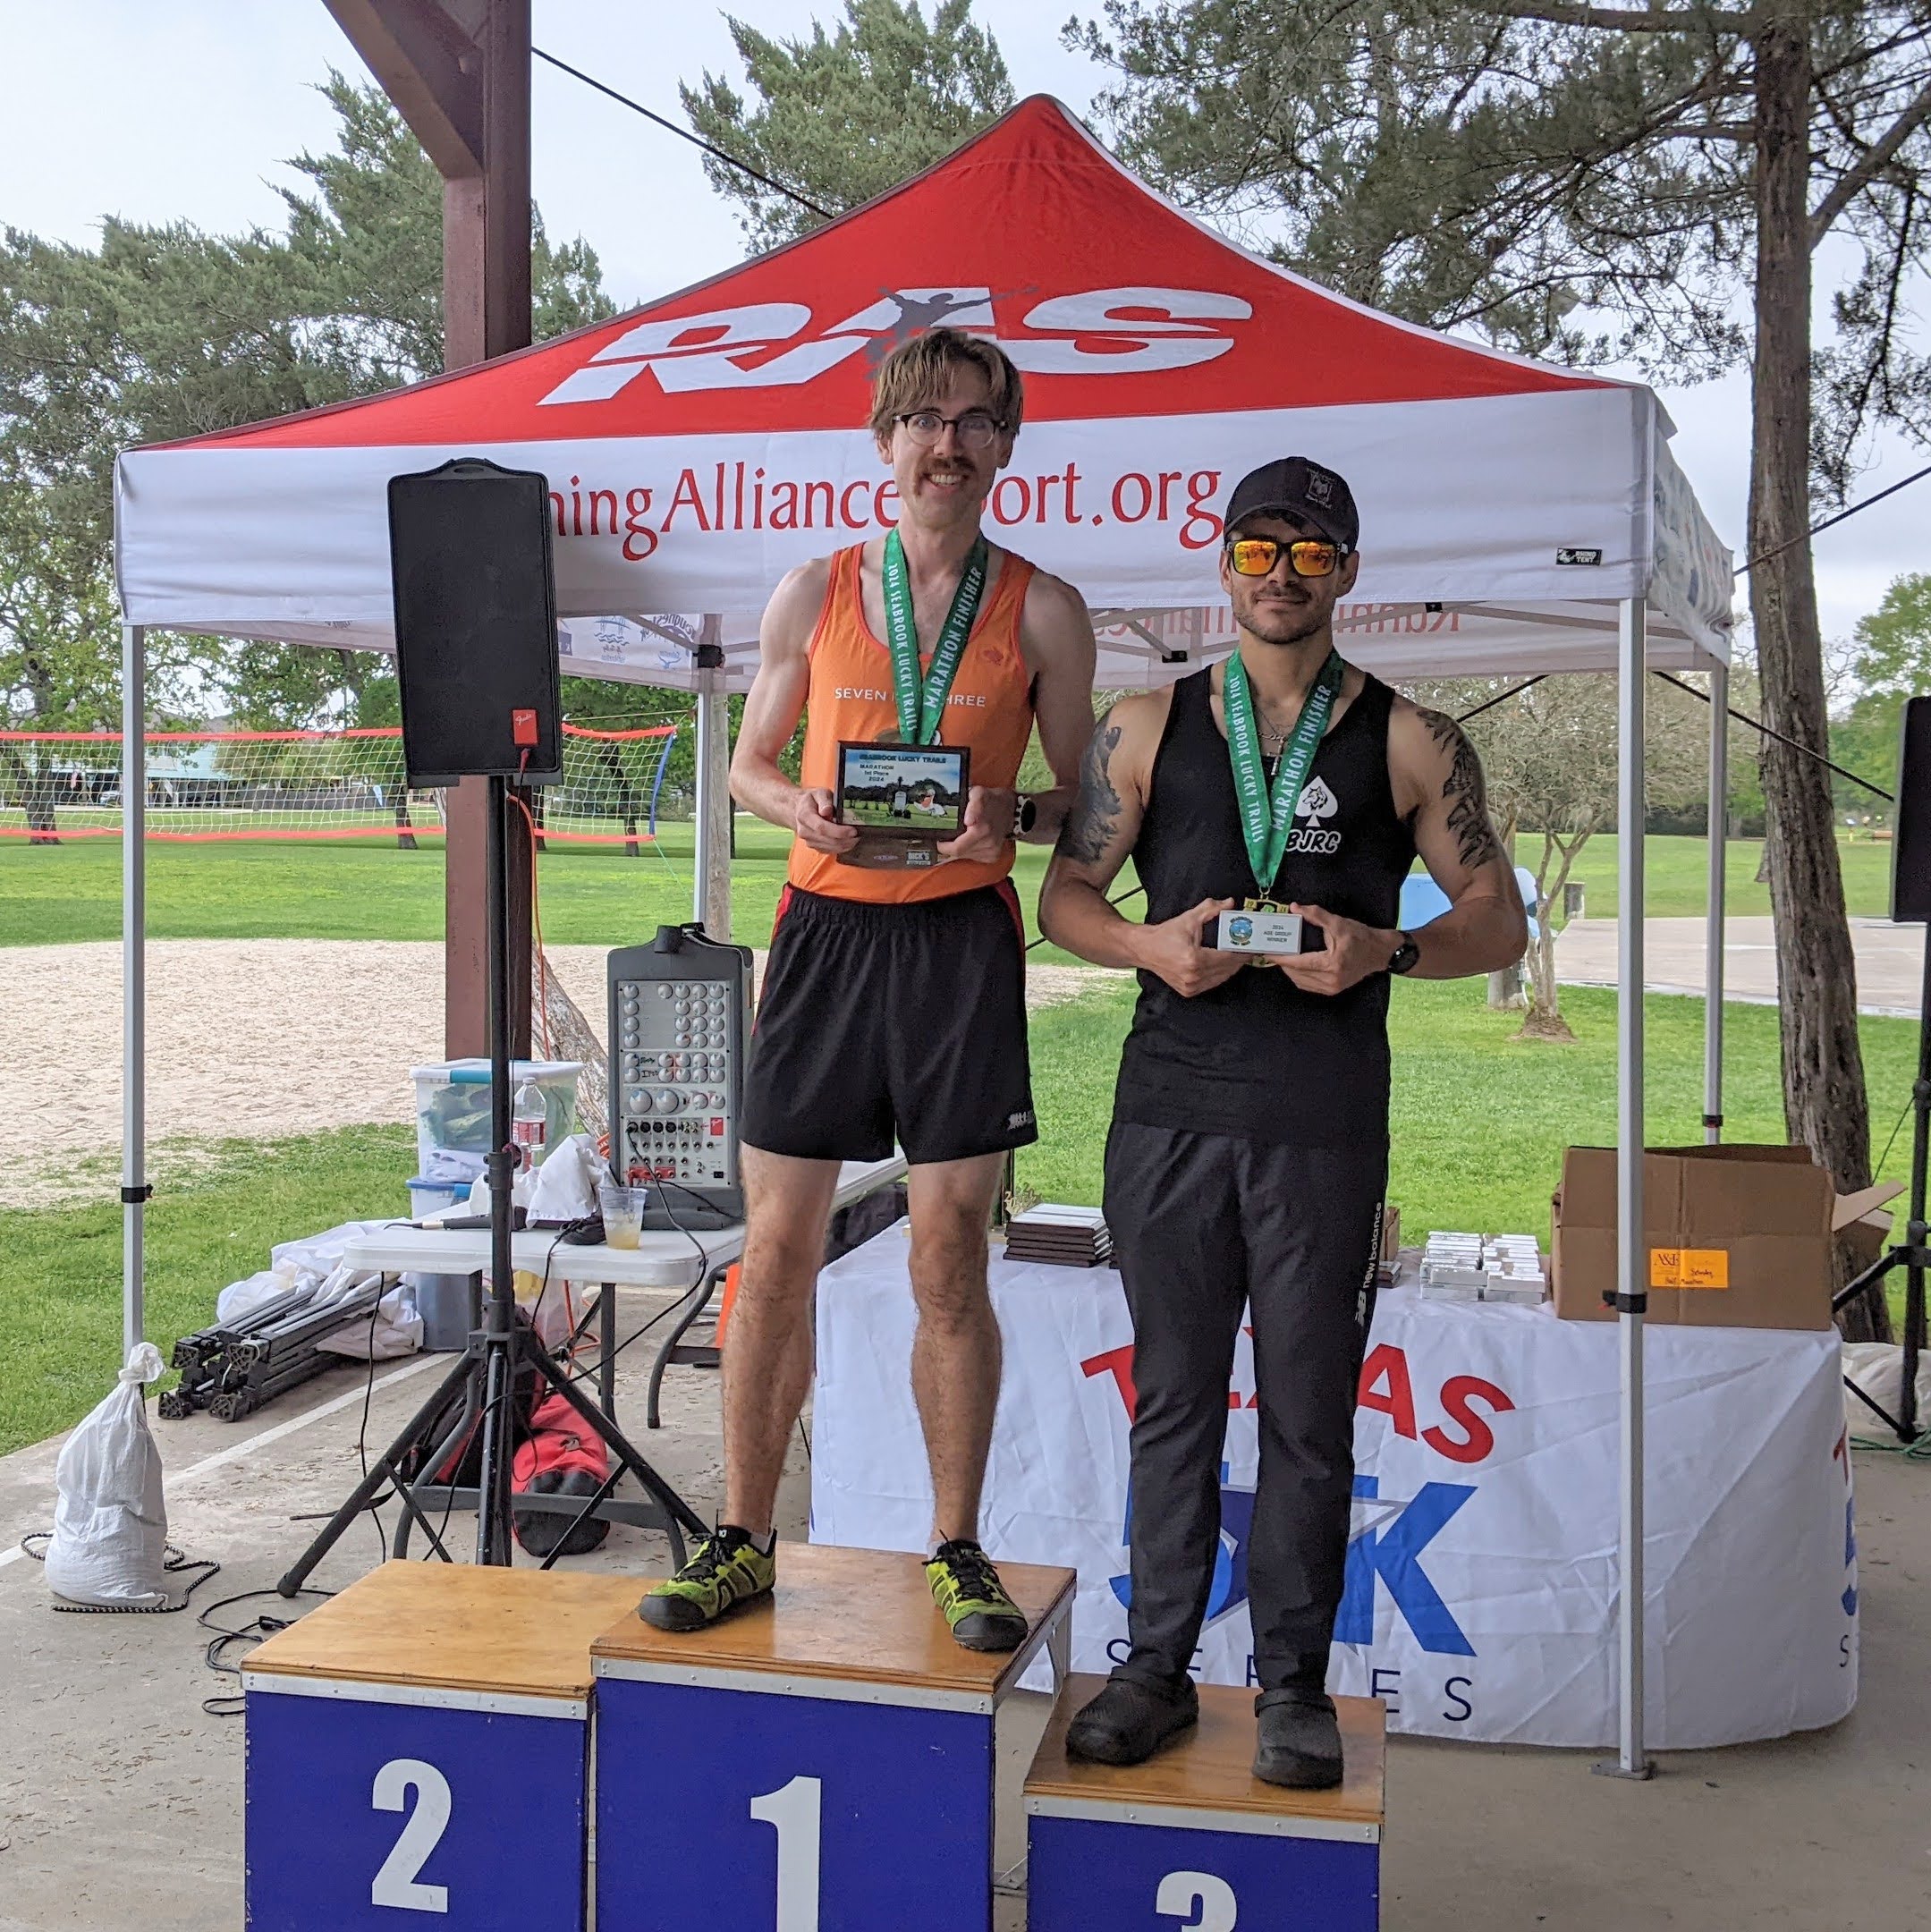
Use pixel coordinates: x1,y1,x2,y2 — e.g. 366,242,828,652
1039,458,1528,1786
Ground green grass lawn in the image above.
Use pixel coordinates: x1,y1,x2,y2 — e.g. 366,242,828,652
5,979,1910,1458
0,827,1889,956
0,1124,413,1457
0,818,1116,964
1021,976,1918,1318
1523,830,1893,920
0,828,1910,1455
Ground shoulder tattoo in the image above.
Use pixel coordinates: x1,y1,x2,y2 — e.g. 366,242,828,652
1054,717,1124,866
1414,707,1503,871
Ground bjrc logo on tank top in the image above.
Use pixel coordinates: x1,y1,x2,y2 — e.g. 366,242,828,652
538,286,1250,404
1287,776,1342,855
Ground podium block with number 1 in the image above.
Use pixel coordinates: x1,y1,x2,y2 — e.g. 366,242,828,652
591,1541,1074,1931
244,1563,641,1932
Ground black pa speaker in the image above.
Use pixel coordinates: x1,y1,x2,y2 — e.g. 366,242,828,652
1893,697,1931,923
388,458,562,786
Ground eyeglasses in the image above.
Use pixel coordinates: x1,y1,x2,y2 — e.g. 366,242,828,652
1226,536,1344,579
895,409,1004,450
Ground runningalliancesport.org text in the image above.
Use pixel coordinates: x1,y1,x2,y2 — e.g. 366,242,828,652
546,460,1229,562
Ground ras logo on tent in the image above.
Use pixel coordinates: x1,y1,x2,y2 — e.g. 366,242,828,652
539,286,1252,405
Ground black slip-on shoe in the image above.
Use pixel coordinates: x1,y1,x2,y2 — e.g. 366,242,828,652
1253,1688,1344,1789
1065,1674,1199,1767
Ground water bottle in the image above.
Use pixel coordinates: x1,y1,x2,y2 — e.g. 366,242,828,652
512,1075,547,1166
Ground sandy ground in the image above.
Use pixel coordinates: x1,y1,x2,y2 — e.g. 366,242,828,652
4,940,1123,1210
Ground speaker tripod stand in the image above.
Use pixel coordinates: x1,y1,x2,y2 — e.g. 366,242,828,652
1834,925,1931,1445
278,775,707,1597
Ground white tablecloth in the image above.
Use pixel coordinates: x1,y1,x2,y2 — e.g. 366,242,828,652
811,1224,1858,1749
344,1156,907,1289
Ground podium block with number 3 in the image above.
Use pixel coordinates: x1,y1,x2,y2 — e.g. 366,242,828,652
243,1563,642,1932
591,1542,1074,1932
1024,1676,1385,1931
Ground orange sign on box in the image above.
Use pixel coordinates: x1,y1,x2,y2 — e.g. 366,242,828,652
1650,1248,1731,1290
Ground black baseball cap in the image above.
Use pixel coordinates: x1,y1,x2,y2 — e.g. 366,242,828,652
1224,457,1359,552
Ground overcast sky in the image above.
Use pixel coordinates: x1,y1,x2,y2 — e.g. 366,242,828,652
3,0,1924,648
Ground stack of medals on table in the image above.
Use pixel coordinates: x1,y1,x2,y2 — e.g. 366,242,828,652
1419,1231,1547,1306
1005,1204,1114,1269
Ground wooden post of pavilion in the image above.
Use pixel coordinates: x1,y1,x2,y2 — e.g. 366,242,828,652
324,0,536,1057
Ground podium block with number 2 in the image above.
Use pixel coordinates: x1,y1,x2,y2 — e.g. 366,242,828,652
243,1563,642,1932
591,1542,1074,1932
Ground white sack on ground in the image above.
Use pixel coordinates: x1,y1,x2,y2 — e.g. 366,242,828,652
1842,1342,1931,1437
44,1343,170,1608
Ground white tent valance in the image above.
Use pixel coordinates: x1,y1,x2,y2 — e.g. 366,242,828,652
114,97,1731,686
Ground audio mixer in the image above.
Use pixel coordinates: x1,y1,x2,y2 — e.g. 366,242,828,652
607,926,753,1228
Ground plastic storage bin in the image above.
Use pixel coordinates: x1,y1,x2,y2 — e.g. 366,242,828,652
411,1061,583,1174
409,1273,478,1352
405,1175,473,1220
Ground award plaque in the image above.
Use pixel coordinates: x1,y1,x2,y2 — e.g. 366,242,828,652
1214,907,1306,954
834,741,971,869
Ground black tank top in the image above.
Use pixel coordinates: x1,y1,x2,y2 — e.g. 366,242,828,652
1114,665,1417,1147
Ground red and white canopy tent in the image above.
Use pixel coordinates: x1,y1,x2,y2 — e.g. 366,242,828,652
116,95,1735,1773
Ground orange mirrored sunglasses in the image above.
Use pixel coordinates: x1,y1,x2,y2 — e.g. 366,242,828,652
1227,536,1343,579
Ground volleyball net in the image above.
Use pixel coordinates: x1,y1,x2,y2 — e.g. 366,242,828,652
0,722,682,847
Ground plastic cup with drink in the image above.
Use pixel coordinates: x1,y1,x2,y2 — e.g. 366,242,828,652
598,1182,647,1250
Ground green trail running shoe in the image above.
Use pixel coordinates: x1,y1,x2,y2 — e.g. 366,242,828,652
925,1538,1028,1653
639,1526,776,1631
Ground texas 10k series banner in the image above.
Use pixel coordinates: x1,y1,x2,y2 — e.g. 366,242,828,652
810,1226,1857,1750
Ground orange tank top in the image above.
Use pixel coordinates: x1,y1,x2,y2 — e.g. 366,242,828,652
789,540,1037,904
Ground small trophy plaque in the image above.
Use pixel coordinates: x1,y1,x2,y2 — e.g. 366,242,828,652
834,741,971,869
1214,907,1306,954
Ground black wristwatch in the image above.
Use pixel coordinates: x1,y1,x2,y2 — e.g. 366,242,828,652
1387,931,1420,976
1012,793,1038,840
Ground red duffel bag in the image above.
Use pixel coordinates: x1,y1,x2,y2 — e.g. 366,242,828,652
511,1392,612,1557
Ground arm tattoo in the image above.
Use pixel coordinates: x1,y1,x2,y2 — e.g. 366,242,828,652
1054,719,1123,866
1415,708,1503,872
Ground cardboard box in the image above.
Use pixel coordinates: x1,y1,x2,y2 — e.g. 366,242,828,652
1551,1144,1849,1330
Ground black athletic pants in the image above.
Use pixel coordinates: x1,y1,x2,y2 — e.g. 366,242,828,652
1103,1121,1385,1696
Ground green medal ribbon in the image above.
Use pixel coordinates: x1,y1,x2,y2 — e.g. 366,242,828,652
880,527,988,745
1222,648,1344,900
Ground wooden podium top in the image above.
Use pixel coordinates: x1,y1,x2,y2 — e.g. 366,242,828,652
591,1540,1075,1714
245,1562,648,1703
1026,1676,1385,1842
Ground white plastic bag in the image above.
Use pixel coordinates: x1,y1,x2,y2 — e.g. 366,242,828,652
1843,1341,1931,1437
216,1267,294,1326
44,1343,170,1609
318,1281,424,1360
527,1132,599,1224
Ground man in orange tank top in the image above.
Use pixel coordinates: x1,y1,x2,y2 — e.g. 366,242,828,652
640,330,1097,1646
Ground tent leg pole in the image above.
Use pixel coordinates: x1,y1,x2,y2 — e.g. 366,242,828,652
1597,596,1653,1781
1704,662,1728,1146
122,623,147,1357
692,619,731,939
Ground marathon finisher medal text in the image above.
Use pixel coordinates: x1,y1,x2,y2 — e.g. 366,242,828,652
1223,648,1343,911
842,530,989,869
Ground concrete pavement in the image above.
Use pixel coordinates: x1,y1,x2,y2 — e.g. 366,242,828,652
1556,915,1927,1016
3,1291,1928,1929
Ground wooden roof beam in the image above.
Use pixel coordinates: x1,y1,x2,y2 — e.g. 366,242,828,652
322,0,485,177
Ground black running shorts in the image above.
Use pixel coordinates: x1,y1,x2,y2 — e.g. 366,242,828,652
741,882,1038,1166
